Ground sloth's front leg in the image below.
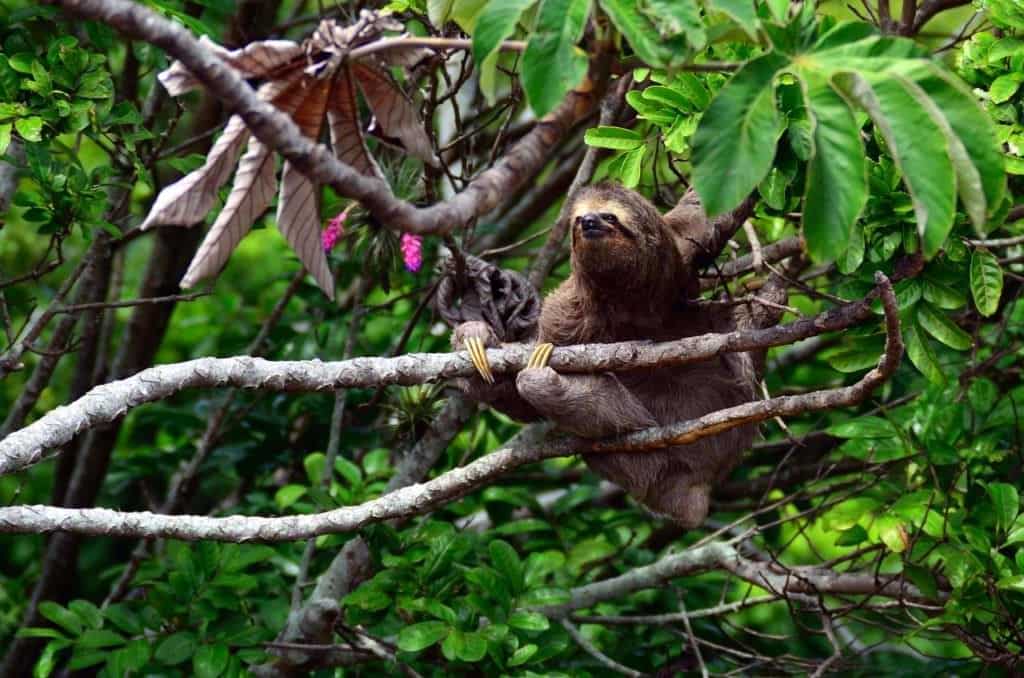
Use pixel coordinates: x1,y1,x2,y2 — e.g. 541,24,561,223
515,343,657,438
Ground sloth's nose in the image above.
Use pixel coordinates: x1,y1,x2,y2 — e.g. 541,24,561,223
580,214,601,231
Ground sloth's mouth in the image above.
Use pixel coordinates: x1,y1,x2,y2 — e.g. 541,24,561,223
581,222,611,239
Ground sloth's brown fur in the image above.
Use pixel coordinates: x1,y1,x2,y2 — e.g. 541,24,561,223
453,182,762,527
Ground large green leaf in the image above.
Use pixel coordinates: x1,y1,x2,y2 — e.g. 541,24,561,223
833,72,955,258
521,0,590,116
970,248,1004,317
692,52,788,216
473,0,536,102
801,75,867,262
907,64,1006,231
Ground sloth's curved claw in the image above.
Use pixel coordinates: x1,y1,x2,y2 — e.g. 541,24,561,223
526,342,554,369
465,336,494,384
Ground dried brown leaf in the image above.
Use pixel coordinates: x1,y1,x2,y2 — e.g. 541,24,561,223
328,69,385,179
353,63,436,165
158,34,303,96
142,71,307,230
277,161,334,299
141,116,249,229
179,138,277,289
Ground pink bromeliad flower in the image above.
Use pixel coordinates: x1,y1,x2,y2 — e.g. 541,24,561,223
400,233,422,272
322,209,348,252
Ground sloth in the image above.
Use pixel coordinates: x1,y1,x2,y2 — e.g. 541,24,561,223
445,182,771,527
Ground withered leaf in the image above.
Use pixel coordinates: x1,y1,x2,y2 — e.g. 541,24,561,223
328,69,385,180
146,14,437,299
159,35,304,96
353,63,436,166
277,161,334,299
179,137,276,289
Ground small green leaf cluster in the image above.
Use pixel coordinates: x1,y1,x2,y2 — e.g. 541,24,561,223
0,12,151,240
345,522,574,668
19,542,280,677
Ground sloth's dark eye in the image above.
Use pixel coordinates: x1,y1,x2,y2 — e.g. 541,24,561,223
600,213,620,225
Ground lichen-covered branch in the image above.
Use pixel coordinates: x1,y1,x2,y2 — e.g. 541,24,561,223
0,274,900,542
0,279,891,478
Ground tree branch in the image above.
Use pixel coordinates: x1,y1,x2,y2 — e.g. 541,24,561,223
0,273,900,541
0,276,893,477
51,0,597,236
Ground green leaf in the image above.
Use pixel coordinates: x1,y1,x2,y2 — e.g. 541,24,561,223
827,416,896,439
916,303,971,350
833,72,956,258
473,0,536,64
194,643,231,678
509,643,539,666
473,0,535,101
0,123,11,156
521,0,590,116
274,484,306,510
519,587,572,606
904,322,945,385
610,145,646,188
707,0,758,38
77,628,124,649
68,599,103,630
508,610,550,631
988,482,1019,532
397,621,450,652
15,116,43,142
692,52,788,216
155,631,197,665
970,248,1003,316
904,64,1005,233
303,452,326,484
921,277,966,309
456,630,488,662
834,524,869,546
599,0,688,68
583,126,644,150
638,0,705,48
489,539,524,593
877,516,909,552
801,76,867,262
990,72,1024,103
38,602,82,635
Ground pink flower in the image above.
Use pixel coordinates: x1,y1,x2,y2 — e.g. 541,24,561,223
400,233,422,272
322,211,347,251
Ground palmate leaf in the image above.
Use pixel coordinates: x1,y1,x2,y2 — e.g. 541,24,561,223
686,24,1003,262
143,15,436,299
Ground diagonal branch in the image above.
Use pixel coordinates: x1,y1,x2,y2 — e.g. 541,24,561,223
52,0,597,236
0,276,894,477
0,274,900,541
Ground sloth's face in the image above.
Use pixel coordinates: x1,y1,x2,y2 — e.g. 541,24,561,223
569,188,664,283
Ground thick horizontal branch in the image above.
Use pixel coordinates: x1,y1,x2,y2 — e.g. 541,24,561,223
0,280,890,477
52,0,595,236
0,276,900,541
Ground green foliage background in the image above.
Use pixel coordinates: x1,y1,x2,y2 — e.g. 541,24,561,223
1,0,1024,675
